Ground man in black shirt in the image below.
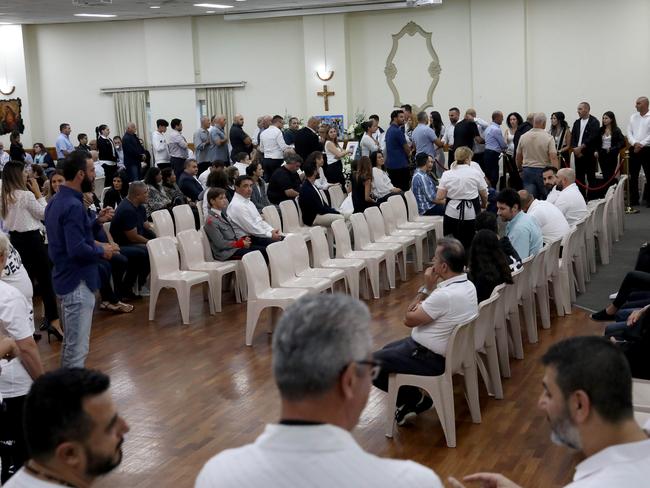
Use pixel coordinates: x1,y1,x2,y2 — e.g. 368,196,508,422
229,114,253,163
452,111,480,154
294,116,323,161
267,154,302,205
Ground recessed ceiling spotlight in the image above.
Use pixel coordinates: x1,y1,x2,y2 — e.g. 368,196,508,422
150,5,161,8
206,10,215,13
74,13,117,18
193,3,234,8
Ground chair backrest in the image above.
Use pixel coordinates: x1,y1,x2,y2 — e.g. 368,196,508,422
262,205,282,231
593,199,606,234
560,226,577,264
200,227,215,261
511,265,525,299
309,226,332,265
267,241,295,286
545,238,562,277
94,177,105,198
388,195,408,225
531,243,549,286
172,204,195,234
279,200,301,232
379,202,397,233
196,203,205,224
177,229,205,270
349,213,373,249
474,287,502,349
102,222,113,243
633,378,650,414
285,233,311,274
147,237,180,277
364,207,388,241
151,209,175,239
404,190,419,221
445,314,479,376
331,218,353,257
242,250,270,299
328,185,345,209
100,186,110,206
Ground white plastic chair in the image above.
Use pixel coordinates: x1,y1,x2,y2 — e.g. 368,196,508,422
309,226,368,300
199,228,247,301
380,202,429,264
404,189,444,239
384,315,481,447
584,207,598,274
365,207,422,273
633,378,650,427
518,255,538,343
151,209,176,240
100,186,110,207
592,199,610,265
331,219,393,297
349,213,403,283
196,203,205,224
94,176,105,198
176,229,241,312
551,227,577,316
543,238,562,318
531,243,551,330
147,237,215,325
328,185,346,210
616,175,627,235
493,281,513,378
572,217,589,293
262,205,282,230
475,287,504,400
241,251,309,346
504,267,525,361
279,200,313,242
102,222,114,243
284,234,347,291
172,204,196,235
267,241,333,293
388,195,436,234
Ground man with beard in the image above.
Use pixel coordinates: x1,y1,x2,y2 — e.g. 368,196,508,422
448,336,650,488
45,151,114,368
5,368,129,487
229,113,253,162
543,166,560,204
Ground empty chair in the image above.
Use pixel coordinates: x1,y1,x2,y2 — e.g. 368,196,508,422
262,205,282,230
172,204,196,235
475,286,504,400
633,378,650,427
503,267,525,361
279,200,312,242
284,234,347,291
349,213,404,282
309,226,368,300
365,206,422,272
328,185,346,210
550,226,578,316
388,195,437,235
404,189,444,238
380,201,429,264
592,199,610,265
151,209,176,240
94,176,105,198
331,219,393,297
384,315,481,447
177,229,241,312
147,237,215,325
531,243,551,330
267,241,333,293
241,251,309,346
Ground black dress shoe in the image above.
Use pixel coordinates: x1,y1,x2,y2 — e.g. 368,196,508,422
591,309,616,322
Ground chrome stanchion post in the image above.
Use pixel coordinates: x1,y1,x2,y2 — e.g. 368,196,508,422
624,149,639,214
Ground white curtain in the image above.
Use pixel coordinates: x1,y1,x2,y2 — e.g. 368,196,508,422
205,88,235,126
113,90,149,147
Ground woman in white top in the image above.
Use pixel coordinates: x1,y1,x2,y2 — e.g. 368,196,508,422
369,151,401,204
0,162,62,338
434,146,488,251
305,151,335,191
360,120,381,158
323,126,351,187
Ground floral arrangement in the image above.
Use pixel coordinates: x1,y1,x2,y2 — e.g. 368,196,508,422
345,109,367,141
341,154,353,181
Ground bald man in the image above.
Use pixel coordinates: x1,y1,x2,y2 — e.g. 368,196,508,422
554,168,588,225
294,116,323,161
229,113,253,162
194,116,212,173
122,122,146,183
627,96,650,207
570,102,600,199
518,189,569,242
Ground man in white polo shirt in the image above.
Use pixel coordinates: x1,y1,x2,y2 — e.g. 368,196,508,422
554,168,588,226
449,336,650,488
518,189,570,243
373,237,478,425
195,294,442,488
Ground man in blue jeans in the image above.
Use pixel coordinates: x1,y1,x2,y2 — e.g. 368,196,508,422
45,151,114,367
515,113,559,200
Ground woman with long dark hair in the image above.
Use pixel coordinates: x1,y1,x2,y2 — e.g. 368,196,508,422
549,112,572,167
9,131,25,163
468,229,514,302
598,111,625,188
351,156,377,214
323,126,351,187
96,124,118,186
32,143,54,176
143,167,171,218
102,173,126,209
504,112,523,189
369,150,401,204
429,110,446,175
0,162,62,339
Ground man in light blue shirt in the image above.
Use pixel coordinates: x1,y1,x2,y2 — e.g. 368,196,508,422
483,111,507,188
55,123,74,159
411,153,444,216
496,188,542,259
412,111,438,161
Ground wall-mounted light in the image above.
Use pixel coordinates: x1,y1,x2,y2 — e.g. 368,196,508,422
316,69,334,82
0,85,15,96
315,17,334,82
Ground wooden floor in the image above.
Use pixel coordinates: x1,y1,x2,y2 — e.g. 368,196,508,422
36,265,603,488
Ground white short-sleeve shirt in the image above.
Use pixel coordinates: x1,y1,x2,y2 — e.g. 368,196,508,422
526,199,571,242
438,164,487,220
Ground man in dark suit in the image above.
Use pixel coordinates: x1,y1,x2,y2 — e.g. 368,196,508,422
122,122,146,183
298,162,344,227
571,101,601,199
178,159,203,202
293,116,323,161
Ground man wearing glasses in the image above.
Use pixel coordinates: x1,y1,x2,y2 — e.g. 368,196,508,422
195,294,442,488
373,237,479,426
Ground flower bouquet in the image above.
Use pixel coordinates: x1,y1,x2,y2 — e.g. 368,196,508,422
344,110,367,141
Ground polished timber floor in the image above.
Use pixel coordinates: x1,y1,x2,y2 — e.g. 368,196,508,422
36,266,602,488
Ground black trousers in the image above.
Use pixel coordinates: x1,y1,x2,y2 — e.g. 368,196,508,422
0,395,27,484
613,271,650,310
262,158,284,182
574,153,597,199
443,215,476,252
387,167,411,192
373,337,446,407
324,160,346,188
9,230,59,323
118,245,150,292
171,156,187,180
598,149,619,190
482,149,500,188
503,154,522,190
629,146,650,206
98,253,128,304
102,164,117,187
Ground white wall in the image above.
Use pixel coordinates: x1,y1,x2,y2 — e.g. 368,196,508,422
14,0,650,148
0,25,31,148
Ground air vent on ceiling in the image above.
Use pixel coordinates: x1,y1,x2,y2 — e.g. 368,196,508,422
72,0,113,6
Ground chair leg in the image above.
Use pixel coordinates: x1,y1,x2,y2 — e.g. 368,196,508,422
536,284,551,329
346,271,359,300
485,343,503,399
429,379,456,448
211,273,223,313
384,374,399,438
414,239,423,272
463,362,482,424
385,255,396,289
367,261,380,299
148,282,161,321
476,354,493,396
245,301,263,346
494,319,511,378
398,250,407,282
507,305,524,360
522,292,538,344
175,283,192,325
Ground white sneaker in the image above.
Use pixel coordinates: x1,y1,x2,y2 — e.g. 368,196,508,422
609,292,617,300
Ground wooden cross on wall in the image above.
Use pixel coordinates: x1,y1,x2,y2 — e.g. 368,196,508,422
317,85,335,112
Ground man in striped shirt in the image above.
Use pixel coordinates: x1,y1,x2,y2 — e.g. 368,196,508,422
411,153,444,216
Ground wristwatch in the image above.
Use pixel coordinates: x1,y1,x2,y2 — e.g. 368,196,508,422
417,286,429,296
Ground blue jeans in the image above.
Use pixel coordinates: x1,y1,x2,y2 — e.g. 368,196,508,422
125,164,141,183
59,281,96,368
522,167,547,200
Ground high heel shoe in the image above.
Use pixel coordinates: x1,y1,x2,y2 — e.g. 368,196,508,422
46,325,64,343
39,318,49,332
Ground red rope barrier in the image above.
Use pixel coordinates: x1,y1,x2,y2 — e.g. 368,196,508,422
561,158,622,192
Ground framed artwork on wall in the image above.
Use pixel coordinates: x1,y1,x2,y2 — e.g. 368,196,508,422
0,98,24,135
318,114,344,140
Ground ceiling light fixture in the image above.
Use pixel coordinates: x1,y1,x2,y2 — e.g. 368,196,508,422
74,13,117,18
193,3,234,8
150,5,161,8
206,10,215,13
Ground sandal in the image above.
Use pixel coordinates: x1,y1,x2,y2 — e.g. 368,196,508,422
105,302,135,313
